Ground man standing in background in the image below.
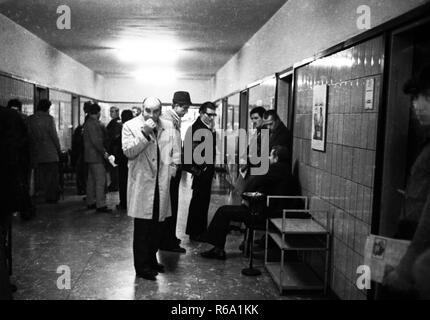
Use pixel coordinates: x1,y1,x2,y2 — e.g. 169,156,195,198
0,106,29,299
6,99,35,221
132,106,142,118
184,102,217,241
159,91,191,254
71,101,91,195
27,99,61,204
83,103,112,213
106,106,122,192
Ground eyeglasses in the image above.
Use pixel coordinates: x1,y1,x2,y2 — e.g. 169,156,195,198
205,112,217,118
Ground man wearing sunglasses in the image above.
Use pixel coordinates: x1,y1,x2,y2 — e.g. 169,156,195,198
184,102,217,242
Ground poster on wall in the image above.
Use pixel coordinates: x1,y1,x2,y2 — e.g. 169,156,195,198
311,84,328,152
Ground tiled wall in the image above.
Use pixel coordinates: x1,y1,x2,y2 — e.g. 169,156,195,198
292,36,385,300
0,74,34,113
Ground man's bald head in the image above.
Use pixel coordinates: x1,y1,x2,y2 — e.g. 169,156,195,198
142,97,162,122
143,97,162,109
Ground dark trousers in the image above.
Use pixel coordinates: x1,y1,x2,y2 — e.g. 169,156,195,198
118,162,128,209
133,167,161,273
160,170,182,248
108,166,119,191
186,170,214,237
37,162,60,202
204,205,251,249
19,170,36,220
133,218,163,272
75,156,87,194
0,215,12,300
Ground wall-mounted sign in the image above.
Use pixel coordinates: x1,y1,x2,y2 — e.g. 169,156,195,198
365,78,375,110
311,84,328,152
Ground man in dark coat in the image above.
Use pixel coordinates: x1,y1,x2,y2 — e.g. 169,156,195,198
71,101,91,195
27,99,61,203
262,109,291,169
106,106,122,192
263,109,291,150
199,145,300,259
6,99,35,220
383,66,430,298
0,106,28,299
83,103,111,213
184,102,217,241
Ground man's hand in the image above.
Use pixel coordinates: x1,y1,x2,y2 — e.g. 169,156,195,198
170,164,178,178
142,119,156,136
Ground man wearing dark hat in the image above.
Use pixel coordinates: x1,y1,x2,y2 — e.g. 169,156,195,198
159,91,191,253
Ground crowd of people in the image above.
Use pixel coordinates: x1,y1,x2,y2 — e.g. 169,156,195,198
2,65,430,298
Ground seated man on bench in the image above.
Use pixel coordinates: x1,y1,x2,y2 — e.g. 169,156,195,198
199,145,300,260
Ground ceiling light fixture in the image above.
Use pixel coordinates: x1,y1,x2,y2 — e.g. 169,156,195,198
132,67,180,83
114,39,183,64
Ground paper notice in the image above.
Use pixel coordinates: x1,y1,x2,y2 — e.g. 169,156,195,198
363,234,410,283
365,78,375,110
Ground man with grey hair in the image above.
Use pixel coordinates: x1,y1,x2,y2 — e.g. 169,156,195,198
132,106,142,118
122,97,180,280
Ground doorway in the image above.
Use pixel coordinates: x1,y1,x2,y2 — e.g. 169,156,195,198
34,85,49,110
276,72,294,169
379,19,430,238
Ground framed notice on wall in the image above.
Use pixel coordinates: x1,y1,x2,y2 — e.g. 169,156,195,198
311,85,328,151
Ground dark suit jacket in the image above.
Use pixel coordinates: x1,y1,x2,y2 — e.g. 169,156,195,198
106,117,122,155
0,107,29,215
184,117,216,189
243,162,302,218
27,111,61,164
269,121,290,150
83,117,107,164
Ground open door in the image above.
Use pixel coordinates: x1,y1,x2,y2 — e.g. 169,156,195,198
276,71,294,170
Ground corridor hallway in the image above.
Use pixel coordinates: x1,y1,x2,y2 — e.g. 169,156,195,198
10,172,324,300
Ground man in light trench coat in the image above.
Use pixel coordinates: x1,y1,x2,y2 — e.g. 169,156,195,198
122,97,180,280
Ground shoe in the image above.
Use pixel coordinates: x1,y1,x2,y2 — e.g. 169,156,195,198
96,206,112,213
189,234,205,242
87,204,96,210
200,248,226,260
136,269,157,280
160,246,186,254
151,263,165,273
